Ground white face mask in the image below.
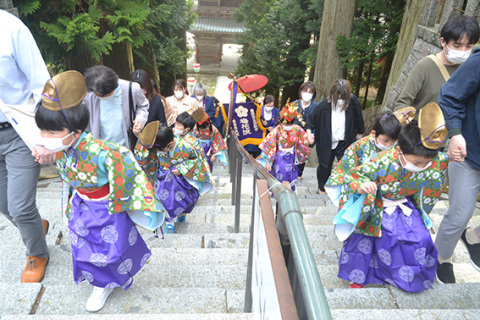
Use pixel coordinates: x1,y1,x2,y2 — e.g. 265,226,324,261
375,138,394,151
43,132,75,153
400,153,431,173
301,92,313,102
337,99,345,107
264,106,274,112
174,127,186,136
283,125,294,131
196,95,204,101
445,45,472,64
174,90,184,99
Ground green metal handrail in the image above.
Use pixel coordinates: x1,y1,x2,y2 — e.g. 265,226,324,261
228,131,332,320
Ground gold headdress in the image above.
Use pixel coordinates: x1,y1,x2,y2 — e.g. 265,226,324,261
186,105,207,123
393,106,416,126
42,71,87,111
280,99,304,125
418,102,447,149
138,121,160,148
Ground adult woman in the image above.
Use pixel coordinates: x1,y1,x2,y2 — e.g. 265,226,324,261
164,79,199,127
131,69,166,125
192,83,220,130
260,95,280,134
306,79,365,194
294,81,320,178
83,65,149,149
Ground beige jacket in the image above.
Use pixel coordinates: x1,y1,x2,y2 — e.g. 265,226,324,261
164,95,199,126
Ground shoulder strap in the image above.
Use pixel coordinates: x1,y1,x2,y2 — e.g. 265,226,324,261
128,82,134,123
427,54,450,82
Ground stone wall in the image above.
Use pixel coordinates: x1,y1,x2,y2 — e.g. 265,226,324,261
383,36,440,111
0,0,18,16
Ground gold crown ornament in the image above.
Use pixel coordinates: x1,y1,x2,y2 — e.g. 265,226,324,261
41,70,87,111
393,106,416,126
279,99,301,124
418,102,447,150
138,121,160,148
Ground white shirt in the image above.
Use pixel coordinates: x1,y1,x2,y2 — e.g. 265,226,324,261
0,10,50,122
99,84,125,146
331,104,346,149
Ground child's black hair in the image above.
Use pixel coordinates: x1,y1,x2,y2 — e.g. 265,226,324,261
35,101,90,132
154,125,174,151
176,111,196,131
373,111,401,140
397,120,438,158
197,118,212,132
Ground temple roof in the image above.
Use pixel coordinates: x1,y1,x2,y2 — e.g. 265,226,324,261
192,17,244,33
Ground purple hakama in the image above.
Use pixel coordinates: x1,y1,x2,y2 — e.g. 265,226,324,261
337,197,437,292
271,150,298,190
155,169,200,222
199,138,214,172
69,193,151,289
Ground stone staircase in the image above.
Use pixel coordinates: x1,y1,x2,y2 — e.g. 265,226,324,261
2,163,480,319
0,165,255,320
295,168,480,319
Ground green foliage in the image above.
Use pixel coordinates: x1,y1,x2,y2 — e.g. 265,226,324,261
13,0,194,80
336,0,406,98
234,0,324,100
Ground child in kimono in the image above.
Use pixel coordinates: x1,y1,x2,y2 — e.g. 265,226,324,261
257,102,310,190
326,108,413,203
135,121,212,232
175,111,203,155
34,71,165,312
331,103,448,292
193,114,228,172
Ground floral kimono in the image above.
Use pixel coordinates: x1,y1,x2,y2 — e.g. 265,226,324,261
135,136,212,222
333,148,448,292
258,124,310,190
326,132,385,205
56,132,165,289
193,125,228,171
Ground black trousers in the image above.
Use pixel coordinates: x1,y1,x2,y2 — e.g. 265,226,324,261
316,140,349,192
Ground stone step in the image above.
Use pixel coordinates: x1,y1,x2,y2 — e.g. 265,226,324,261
330,309,480,320
37,260,247,290
325,283,480,310
24,284,244,315
3,314,257,320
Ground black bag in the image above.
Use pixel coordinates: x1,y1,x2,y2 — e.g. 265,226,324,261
127,82,138,151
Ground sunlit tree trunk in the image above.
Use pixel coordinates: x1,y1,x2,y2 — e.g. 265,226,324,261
313,0,356,100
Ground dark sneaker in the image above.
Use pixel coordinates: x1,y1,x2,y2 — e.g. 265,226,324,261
436,262,455,284
460,228,480,272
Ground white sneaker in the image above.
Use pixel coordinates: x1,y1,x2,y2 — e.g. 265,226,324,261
85,286,113,312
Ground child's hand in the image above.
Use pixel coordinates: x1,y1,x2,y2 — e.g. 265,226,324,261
268,126,274,132
33,145,56,164
358,181,377,194
210,155,217,162
171,169,180,176
307,132,315,145
266,161,271,171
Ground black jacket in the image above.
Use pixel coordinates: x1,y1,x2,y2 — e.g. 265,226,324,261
306,94,365,167
146,95,167,125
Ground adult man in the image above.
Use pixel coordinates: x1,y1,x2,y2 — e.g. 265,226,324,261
394,15,479,112
0,9,51,282
436,45,480,283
